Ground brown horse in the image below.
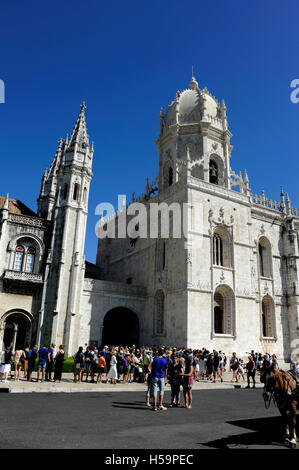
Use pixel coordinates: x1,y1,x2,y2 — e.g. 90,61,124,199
260,362,298,448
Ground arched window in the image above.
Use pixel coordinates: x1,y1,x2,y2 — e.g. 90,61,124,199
209,160,218,184
83,187,87,204
214,292,224,333
258,237,272,278
168,167,173,186
213,286,235,335
156,239,166,272
262,295,275,338
213,227,231,268
154,290,165,336
73,183,80,201
63,183,68,200
13,246,24,272
213,234,223,266
24,247,35,273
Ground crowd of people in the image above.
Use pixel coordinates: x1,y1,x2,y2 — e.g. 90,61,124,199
0,342,65,383
1,342,295,411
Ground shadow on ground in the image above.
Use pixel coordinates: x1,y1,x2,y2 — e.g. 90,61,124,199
202,416,298,449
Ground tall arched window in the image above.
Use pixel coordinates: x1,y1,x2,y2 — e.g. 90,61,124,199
73,183,80,201
168,167,173,186
262,295,275,338
209,160,218,184
258,237,272,278
63,183,68,199
214,292,224,333
13,246,24,272
154,290,165,336
213,234,223,266
24,247,35,273
213,227,231,268
213,286,235,335
83,187,87,204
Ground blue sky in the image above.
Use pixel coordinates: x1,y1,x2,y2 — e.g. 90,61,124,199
0,0,298,262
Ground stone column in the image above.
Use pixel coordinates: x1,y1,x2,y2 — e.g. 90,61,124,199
12,323,18,353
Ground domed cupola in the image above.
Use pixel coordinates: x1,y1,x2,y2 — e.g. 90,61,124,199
156,75,232,192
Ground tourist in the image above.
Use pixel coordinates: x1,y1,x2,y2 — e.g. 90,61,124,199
245,355,256,389
90,347,98,383
27,345,38,382
149,348,168,411
53,344,65,382
206,353,213,381
180,356,194,409
168,355,183,407
237,358,246,383
107,351,117,384
96,352,106,384
23,347,29,378
212,350,223,383
122,353,130,384
199,353,207,380
0,343,13,383
230,352,239,382
73,346,85,383
37,345,50,383
13,348,25,381
194,354,200,382
46,343,55,381
128,352,136,383
83,346,93,382
104,348,112,382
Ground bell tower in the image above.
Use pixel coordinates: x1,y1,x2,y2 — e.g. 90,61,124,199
156,76,233,191
37,103,94,354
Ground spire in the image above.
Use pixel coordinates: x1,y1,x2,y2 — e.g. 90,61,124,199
68,101,89,149
3,193,9,210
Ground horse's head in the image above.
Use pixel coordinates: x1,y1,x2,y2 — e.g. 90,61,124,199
260,361,279,400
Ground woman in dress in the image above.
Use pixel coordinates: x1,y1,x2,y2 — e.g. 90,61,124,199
54,345,65,382
180,356,194,409
14,349,25,381
107,351,117,384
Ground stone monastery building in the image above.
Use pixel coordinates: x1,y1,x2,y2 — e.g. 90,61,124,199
0,76,298,359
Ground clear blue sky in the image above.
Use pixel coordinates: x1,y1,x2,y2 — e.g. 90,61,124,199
1,0,298,262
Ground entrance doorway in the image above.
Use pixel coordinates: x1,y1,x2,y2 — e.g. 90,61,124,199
2,311,32,350
102,307,139,347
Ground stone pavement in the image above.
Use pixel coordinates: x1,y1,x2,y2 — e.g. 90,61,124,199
0,369,266,393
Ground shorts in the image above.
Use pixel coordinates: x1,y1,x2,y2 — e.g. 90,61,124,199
91,362,97,374
98,367,105,374
130,366,135,375
85,363,91,372
14,362,22,368
38,362,46,370
150,376,165,396
76,363,84,370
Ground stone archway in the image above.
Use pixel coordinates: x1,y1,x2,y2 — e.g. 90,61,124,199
102,307,139,347
0,311,33,351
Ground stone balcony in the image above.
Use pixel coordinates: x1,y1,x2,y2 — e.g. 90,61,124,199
3,270,43,284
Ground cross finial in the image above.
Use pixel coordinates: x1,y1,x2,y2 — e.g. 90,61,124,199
80,101,86,112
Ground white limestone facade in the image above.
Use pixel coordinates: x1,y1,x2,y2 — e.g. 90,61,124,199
0,77,298,361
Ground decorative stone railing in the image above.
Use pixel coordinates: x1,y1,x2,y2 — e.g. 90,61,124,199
8,213,47,228
3,270,43,283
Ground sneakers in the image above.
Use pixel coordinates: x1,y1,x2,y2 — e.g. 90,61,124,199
158,405,167,411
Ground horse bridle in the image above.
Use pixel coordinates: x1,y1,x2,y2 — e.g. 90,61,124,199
263,368,293,410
